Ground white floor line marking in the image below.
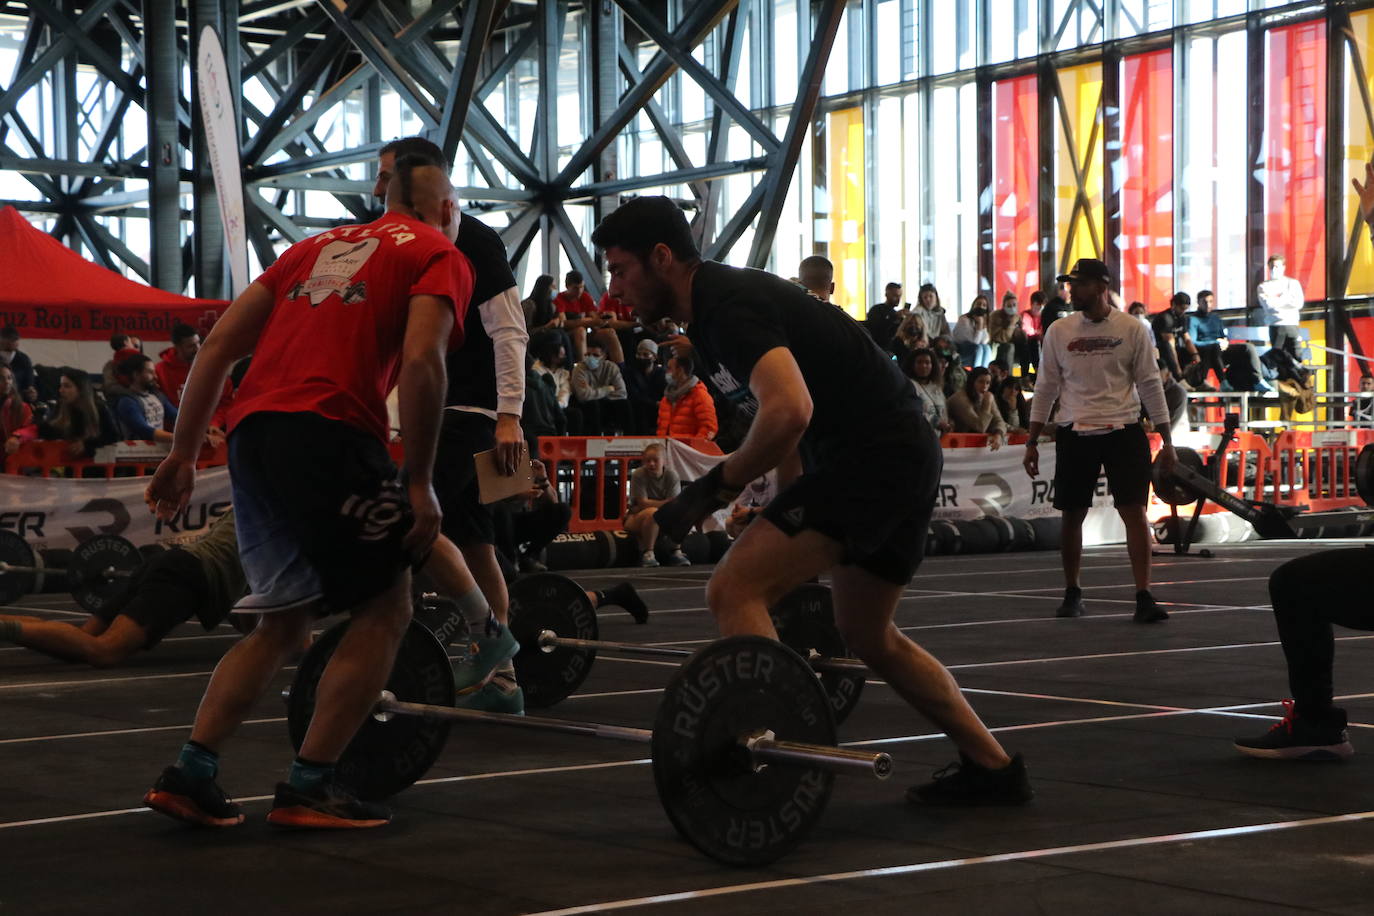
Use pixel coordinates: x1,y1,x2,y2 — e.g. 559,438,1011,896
0,716,287,746
1,606,88,619
0,669,220,690
945,634,1374,671
0,630,240,653
520,809,1374,916
8,689,1373,830
1011,575,1267,593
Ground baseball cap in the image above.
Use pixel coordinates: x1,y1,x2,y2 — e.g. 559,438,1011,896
1056,258,1111,284
635,338,658,357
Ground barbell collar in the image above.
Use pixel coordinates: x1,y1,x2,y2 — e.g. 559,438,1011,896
0,562,132,581
375,695,892,779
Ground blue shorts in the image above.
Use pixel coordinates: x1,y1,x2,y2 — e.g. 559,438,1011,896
228,412,413,616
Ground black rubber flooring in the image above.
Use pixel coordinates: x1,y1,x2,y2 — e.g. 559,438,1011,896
3,541,1373,915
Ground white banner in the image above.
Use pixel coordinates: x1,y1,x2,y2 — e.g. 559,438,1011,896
197,26,250,297
665,439,1132,546
0,467,234,553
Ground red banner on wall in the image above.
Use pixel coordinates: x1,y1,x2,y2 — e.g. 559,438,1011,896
0,207,228,340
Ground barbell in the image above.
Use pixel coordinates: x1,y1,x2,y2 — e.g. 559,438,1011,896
506,573,867,723
286,618,892,866
0,530,143,612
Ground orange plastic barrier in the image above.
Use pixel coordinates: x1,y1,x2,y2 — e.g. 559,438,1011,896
1269,430,1374,511
538,436,723,533
3,439,226,477
1212,430,1271,504
939,432,1030,448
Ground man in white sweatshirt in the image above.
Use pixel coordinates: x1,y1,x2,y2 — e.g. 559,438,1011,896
1023,258,1177,623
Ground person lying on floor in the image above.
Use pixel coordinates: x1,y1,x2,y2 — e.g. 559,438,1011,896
0,509,249,667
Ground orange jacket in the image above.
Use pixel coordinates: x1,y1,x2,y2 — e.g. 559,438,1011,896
656,380,718,440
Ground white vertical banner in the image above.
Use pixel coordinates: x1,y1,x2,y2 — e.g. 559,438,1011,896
196,26,250,297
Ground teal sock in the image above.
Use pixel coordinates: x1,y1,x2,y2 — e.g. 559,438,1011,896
0,621,21,641
175,741,219,783
287,757,335,792
455,586,498,638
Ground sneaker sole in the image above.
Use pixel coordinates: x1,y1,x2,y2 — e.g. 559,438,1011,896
143,789,245,828
1234,742,1354,761
266,806,390,829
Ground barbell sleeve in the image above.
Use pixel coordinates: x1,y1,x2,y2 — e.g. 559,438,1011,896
537,629,871,676
375,694,891,779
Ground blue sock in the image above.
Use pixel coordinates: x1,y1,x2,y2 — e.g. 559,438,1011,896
288,757,335,792
175,741,219,783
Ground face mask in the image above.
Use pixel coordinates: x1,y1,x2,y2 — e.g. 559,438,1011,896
584,356,602,370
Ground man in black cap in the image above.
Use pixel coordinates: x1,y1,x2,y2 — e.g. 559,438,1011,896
1023,258,1176,622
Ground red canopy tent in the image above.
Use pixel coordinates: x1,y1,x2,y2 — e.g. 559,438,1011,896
0,206,229,341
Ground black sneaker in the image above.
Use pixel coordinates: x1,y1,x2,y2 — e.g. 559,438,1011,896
1055,588,1085,618
143,765,245,827
1235,701,1354,761
907,752,1033,806
265,780,392,829
1133,590,1168,623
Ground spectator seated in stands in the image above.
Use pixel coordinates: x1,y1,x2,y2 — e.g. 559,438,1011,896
1127,300,1152,333
1153,292,1199,385
101,333,143,391
624,443,689,567
952,296,992,368
931,335,966,397
491,459,573,575
0,325,36,404
570,339,629,435
532,335,578,433
946,366,1007,450
1018,292,1044,380
36,368,120,458
2,364,36,455
1186,289,1226,389
656,351,717,441
989,292,1020,368
889,310,927,365
521,351,566,453
913,282,951,339
624,338,667,435
865,282,908,352
1351,375,1374,427
995,375,1030,434
112,353,177,444
553,269,599,360
899,347,951,434
1264,345,1316,421
725,472,777,539
156,322,233,430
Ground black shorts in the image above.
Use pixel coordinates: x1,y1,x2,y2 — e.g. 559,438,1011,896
95,549,206,649
762,412,940,585
1052,424,1152,510
229,412,414,616
433,410,496,546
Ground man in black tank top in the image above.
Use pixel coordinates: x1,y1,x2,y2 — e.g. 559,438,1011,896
591,197,1031,807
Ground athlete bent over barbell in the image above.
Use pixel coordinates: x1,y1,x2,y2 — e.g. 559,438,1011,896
0,510,247,667
592,198,1031,805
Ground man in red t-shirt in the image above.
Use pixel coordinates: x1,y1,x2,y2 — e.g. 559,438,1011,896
143,159,472,831
553,270,597,361
155,322,235,432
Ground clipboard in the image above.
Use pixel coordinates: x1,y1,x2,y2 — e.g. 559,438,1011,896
475,446,535,504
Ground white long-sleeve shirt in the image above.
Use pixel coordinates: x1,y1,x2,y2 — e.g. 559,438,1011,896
952,314,990,346
1256,275,1304,326
1030,306,1170,430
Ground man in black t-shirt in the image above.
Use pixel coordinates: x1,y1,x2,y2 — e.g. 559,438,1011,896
1152,292,1197,383
591,197,1030,807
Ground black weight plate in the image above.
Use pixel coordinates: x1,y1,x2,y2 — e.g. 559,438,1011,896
931,519,962,554
0,530,37,606
68,534,140,613
1152,446,1205,506
1007,516,1036,551
652,635,837,866
509,572,599,708
955,518,998,553
1357,444,1374,508
770,584,864,726
1029,515,1061,550
286,618,455,800
139,543,167,562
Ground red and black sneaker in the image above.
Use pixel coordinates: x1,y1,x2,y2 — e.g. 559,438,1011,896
265,781,391,829
1234,700,1354,761
143,766,245,827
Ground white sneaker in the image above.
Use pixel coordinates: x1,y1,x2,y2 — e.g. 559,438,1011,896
639,550,660,568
